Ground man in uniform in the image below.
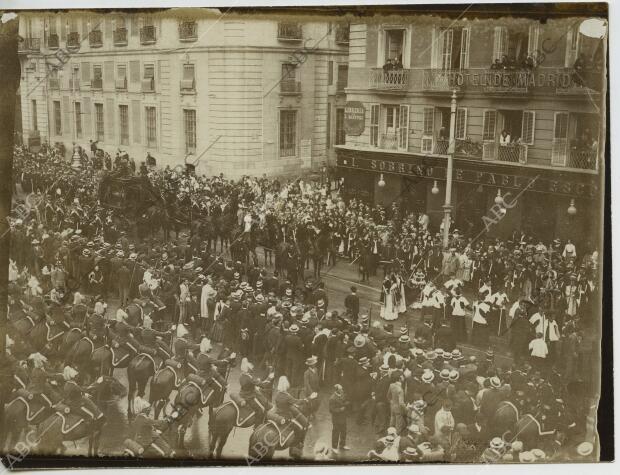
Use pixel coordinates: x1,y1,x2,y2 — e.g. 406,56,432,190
238,357,273,426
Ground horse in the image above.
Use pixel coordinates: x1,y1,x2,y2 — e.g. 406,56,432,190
168,348,235,451
247,398,315,462
3,386,60,452
149,357,187,420
208,374,273,459
32,375,127,457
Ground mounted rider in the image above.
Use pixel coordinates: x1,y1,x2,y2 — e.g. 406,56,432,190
273,375,315,439
237,357,273,425
125,396,172,456
191,338,234,393
138,315,172,361
109,309,155,357
61,366,104,424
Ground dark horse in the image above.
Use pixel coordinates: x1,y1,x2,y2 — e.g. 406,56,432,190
208,371,274,459
33,376,127,457
247,398,315,462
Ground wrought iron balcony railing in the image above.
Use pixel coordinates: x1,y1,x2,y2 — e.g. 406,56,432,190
482,142,528,163
277,22,302,41
369,68,409,92
179,21,197,41
335,24,350,44
89,30,103,47
433,139,449,155
48,34,59,49
67,32,80,48
19,37,41,52
140,25,156,45
379,133,398,150
114,28,128,46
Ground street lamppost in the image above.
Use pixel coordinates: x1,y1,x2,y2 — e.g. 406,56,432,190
442,89,457,249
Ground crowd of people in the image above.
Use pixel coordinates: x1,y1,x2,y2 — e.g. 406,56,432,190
2,141,600,462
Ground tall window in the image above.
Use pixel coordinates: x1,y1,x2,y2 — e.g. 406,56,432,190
31,100,38,131
143,63,155,91
335,108,345,145
145,106,157,148
326,105,331,148
119,105,129,145
279,110,297,157
74,102,82,138
455,107,468,139
328,60,334,85
53,101,61,135
117,64,127,88
95,103,104,141
183,109,197,154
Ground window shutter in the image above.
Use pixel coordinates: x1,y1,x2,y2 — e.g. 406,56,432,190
493,26,507,61
521,110,535,145
441,28,453,70
397,105,409,151
103,60,114,89
130,17,139,36
83,96,91,139
104,18,113,40
81,61,90,83
328,60,333,85
129,60,140,84
369,104,379,147
528,25,540,58
552,112,569,166
421,107,434,153
131,99,141,144
62,95,72,138
456,107,468,139
460,28,470,69
105,98,115,143
482,110,497,141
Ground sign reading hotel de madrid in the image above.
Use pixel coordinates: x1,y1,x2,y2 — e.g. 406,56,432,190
344,101,365,136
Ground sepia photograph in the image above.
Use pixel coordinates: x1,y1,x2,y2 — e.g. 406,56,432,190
0,1,611,468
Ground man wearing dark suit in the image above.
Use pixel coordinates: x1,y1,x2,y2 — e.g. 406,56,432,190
344,286,360,324
303,356,320,417
283,325,305,387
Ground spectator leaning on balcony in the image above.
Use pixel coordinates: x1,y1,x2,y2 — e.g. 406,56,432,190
499,129,511,146
393,56,403,70
383,58,394,72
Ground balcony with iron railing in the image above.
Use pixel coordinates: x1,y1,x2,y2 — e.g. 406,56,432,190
18,37,41,53
369,68,410,92
47,34,59,49
89,30,103,48
482,142,528,163
140,25,157,45
552,138,599,171
67,32,80,48
179,21,197,41
91,77,103,90
277,22,302,41
335,24,350,44
433,139,449,155
423,69,461,92
280,79,301,94
379,133,399,150
114,28,128,46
